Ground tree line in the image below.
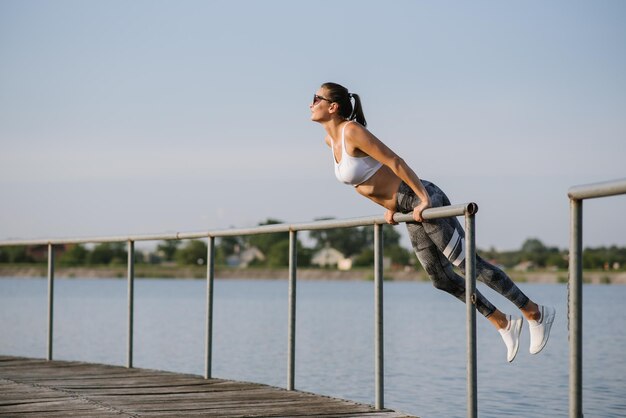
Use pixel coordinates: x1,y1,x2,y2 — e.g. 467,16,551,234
1,220,625,270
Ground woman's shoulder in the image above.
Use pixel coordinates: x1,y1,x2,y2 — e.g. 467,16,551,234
344,120,368,137
344,120,374,144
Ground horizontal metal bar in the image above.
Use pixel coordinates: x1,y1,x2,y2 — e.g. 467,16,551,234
0,234,180,247
568,178,626,201
0,202,478,247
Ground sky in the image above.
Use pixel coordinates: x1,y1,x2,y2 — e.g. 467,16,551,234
1,0,625,252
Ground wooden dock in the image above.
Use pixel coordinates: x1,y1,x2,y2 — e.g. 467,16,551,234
0,356,415,417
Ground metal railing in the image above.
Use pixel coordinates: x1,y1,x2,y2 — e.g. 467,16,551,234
567,177,626,418
0,202,479,415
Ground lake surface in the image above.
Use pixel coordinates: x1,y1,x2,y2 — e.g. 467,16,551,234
1,277,625,417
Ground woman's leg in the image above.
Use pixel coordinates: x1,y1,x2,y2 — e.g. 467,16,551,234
407,219,528,362
473,256,544,321
419,183,535,320
405,220,497,318
400,180,554,358
399,181,498,318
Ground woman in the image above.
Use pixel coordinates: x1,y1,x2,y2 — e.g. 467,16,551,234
310,82,555,362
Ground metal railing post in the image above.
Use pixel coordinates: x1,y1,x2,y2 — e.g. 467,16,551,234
288,230,297,390
566,178,626,418
127,240,134,368
47,244,54,361
374,223,384,410
465,212,477,418
205,236,215,379
569,199,583,418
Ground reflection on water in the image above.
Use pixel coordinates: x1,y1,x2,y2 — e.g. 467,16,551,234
1,277,625,417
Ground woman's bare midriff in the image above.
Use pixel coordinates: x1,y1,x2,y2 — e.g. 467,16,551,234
355,165,402,211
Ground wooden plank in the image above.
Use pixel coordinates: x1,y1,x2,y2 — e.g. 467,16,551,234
0,356,417,417
0,378,129,416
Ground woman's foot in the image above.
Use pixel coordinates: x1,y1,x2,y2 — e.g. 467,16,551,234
528,305,556,354
498,315,523,362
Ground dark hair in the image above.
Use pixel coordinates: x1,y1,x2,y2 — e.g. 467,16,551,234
321,82,367,127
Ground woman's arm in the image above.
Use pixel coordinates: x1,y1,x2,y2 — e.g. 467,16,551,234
345,123,431,222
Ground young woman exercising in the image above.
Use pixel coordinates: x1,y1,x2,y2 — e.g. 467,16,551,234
310,82,555,362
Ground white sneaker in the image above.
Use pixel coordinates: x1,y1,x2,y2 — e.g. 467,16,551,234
529,305,556,354
498,315,523,363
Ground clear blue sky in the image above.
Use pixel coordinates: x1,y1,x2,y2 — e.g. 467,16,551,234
1,0,625,251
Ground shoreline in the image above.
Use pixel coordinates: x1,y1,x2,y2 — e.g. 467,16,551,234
1,264,625,284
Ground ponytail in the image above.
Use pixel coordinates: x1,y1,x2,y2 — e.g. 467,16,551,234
321,82,368,127
348,93,367,127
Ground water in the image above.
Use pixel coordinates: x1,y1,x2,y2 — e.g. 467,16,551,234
1,277,626,417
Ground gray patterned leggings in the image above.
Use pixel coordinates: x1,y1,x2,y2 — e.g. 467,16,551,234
397,181,529,317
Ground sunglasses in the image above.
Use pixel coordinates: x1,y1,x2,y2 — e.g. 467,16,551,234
312,94,332,105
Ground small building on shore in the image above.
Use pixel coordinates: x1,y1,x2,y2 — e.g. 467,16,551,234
311,247,353,270
226,246,265,268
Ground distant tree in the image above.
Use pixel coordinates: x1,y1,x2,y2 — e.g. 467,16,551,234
175,240,208,265
479,247,500,263
479,242,626,270
352,248,374,267
218,236,245,255
133,251,146,264
546,252,567,269
266,240,290,267
385,244,413,266
247,219,288,256
215,235,246,265
59,244,89,266
582,246,626,270
263,240,312,268
489,249,522,269
370,224,403,246
157,241,180,262
521,238,547,254
520,238,551,267
89,243,127,265
308,218,369,257
0,246,34,263
233,219,316,268
297,246,313,267
351,244,413,267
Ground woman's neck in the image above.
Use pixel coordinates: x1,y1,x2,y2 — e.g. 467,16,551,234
322,118,349,141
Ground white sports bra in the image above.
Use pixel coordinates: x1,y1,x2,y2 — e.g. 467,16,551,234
331,121,383,186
